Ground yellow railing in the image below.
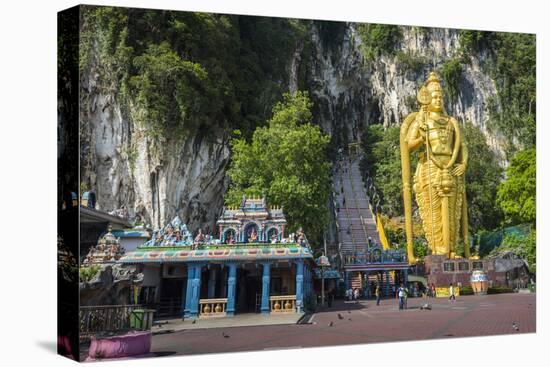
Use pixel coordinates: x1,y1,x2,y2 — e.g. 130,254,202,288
199,298,228,318
269,295,296,313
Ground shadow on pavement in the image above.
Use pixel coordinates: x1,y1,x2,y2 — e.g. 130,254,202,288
313,300,368,313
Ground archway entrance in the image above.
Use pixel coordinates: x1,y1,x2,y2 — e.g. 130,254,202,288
236,265,262,313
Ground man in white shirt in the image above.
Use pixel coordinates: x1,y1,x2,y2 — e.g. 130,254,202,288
397,284,406,310
449,283,456,301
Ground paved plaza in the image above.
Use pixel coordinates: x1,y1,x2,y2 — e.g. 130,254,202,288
149,293,536,357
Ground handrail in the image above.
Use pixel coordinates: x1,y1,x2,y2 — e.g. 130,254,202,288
199,298,228,317
269,295,297,312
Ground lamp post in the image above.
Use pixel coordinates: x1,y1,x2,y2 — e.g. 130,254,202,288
318,254,330,306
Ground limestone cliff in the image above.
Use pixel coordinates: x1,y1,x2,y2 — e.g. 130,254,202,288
304,24,504,160
79,18,509,232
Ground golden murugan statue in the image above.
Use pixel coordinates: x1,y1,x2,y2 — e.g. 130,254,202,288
400,72,470,263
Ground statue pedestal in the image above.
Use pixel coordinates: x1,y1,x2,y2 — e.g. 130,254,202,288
424,255,470,288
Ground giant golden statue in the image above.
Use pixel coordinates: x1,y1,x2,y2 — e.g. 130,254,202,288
400,72,470,263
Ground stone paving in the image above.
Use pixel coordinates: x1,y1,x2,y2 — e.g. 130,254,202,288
151,312,304,333
150,293,536,357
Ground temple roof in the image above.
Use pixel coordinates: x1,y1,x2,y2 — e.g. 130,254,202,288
119,245,313,264
218,196,286,223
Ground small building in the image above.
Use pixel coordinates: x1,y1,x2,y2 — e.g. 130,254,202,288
342,245,410,298
111,228,151,253
119,197,315,319
424,252,531,288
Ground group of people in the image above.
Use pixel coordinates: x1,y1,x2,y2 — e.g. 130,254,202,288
345,287,362,301
425,283,437,298
336,281,458,310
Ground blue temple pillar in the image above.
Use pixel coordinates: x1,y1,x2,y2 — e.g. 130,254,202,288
306,266,311,298
295,260,304,313
226,263,237,317
208,267,216,298
344,271,349,290
384,271,390,297
261,262,271,314
182,265,195,318
184,264,203,319
404,268,409,287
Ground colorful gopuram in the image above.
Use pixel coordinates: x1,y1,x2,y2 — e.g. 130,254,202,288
119,196,315,319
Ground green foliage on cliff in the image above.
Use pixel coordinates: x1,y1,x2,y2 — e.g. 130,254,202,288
497,148,536,225
80,6,311,140
357,24,402,61
225,92,332,245
489,33,536,154
440,58,463,102
458,30,495,57
462,121,504,231
128,42,209,139
458,30,536,155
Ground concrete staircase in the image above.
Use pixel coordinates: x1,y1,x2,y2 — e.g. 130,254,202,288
333,157,382,258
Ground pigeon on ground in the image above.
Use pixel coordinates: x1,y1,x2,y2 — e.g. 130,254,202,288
512,322,519,331
222,332,230,338
328,321,334,327
420,304,432,310
348,311,351,314
192,319,197,324
348,318,352,321
337,313,344,320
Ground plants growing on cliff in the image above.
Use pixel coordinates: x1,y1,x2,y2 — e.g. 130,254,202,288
79,6,311,141
440,58,463,102
458,30,536,156
395,51,427,75
357,24,402,61
462,121,504,232
128,42,209,139
225,92,332,245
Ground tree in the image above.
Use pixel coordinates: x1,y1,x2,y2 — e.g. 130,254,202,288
462,121,504,232
497,148,536,225
225,92,332,246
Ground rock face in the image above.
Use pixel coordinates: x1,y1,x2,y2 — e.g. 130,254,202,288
80,69,230,232
306,24,504,159
80,21,505,234
79,264,144,306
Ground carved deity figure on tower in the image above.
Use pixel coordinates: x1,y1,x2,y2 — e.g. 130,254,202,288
400,72,470,262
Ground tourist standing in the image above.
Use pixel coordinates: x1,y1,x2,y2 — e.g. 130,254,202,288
353,288,359,301
397,284,406,310
375,284,381,306
449,283,456,301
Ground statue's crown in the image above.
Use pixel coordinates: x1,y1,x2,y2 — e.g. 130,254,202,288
425,71,442,92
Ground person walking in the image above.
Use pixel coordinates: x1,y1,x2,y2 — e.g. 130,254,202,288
449,283,456,302
375,284,381,306
397,284,406,310
353,288,359,301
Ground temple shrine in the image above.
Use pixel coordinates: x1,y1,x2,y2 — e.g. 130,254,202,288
119,196,315,319
82,225,126,266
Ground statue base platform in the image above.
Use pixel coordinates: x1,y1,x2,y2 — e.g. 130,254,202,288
423,255,489,288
